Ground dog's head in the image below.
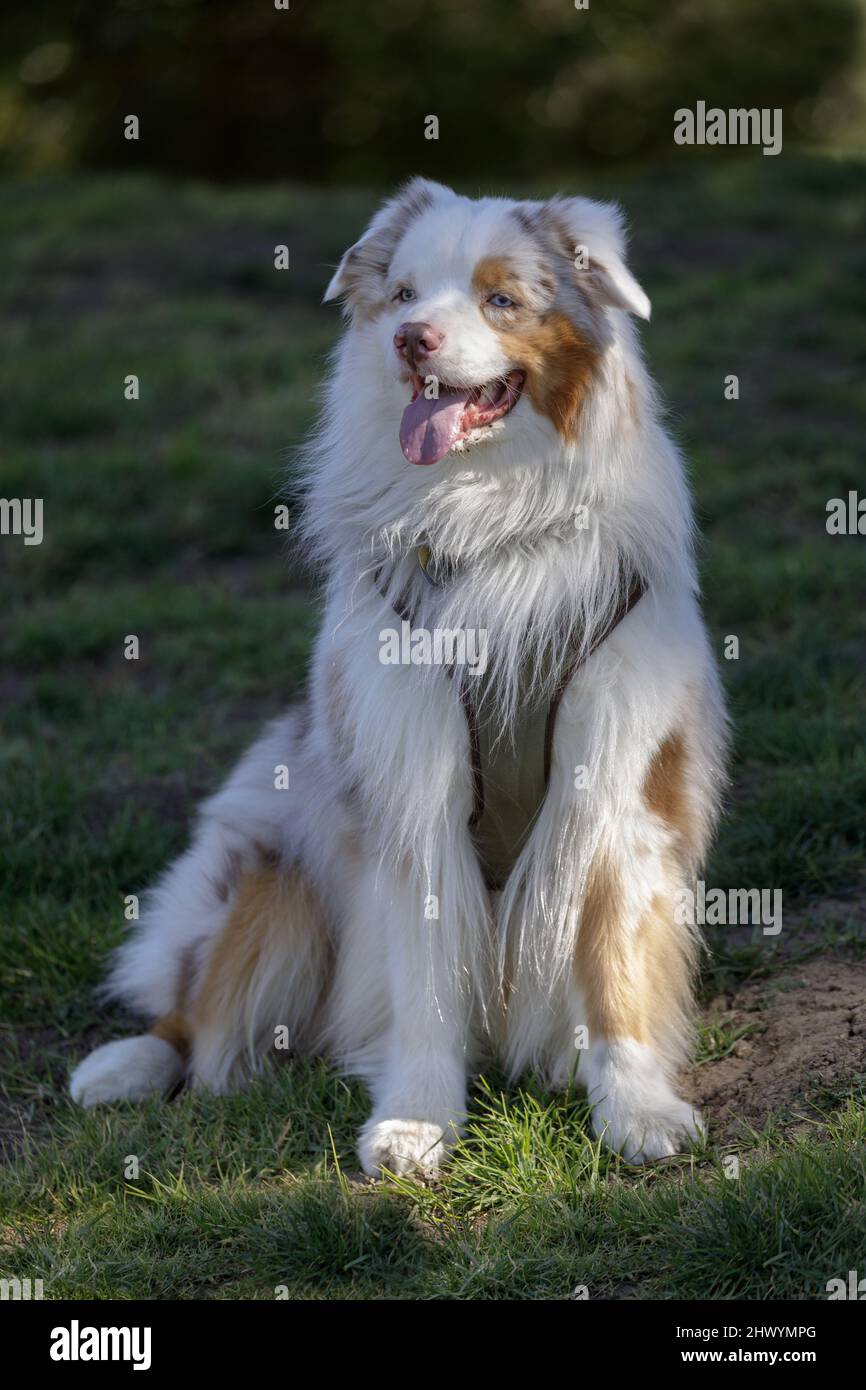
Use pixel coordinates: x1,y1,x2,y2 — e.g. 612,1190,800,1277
324,177,650,467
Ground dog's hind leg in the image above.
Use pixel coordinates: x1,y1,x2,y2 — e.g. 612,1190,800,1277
69,1030,188,1107
189,861,331,1091
70,710,331,1105
70,860,331,1104
71,932,199,1108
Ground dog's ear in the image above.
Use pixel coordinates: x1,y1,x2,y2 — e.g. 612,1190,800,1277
323,177,453,310
539,195,651,321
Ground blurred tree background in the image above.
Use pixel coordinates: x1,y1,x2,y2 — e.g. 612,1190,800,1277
1,0,864,184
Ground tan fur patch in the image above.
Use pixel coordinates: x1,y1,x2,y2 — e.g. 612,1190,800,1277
643,732,696,857
639,884,696,1070
471,256,598,439
574,854,695,1066
196,867,284,1026
151,1010,191,1060
472,256,536,311
574,856,647,1043
643,732,687,824
193,864,328,1035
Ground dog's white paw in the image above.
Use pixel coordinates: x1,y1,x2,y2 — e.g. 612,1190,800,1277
593,1093,704,1163
584,1039,704,1164
358,1117,450,1178
70,1035,185,1107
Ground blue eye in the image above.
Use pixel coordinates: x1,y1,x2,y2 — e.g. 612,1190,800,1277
394,286,415,303
488,292,516,309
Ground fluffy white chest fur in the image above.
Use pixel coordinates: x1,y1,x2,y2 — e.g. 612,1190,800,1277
71,179,728,1176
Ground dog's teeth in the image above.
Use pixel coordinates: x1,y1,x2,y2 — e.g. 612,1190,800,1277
479,383,498,406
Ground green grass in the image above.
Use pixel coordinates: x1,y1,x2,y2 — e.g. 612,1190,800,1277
1,159,864,1300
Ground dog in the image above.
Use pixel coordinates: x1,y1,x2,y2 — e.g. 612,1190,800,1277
70,178,728,1175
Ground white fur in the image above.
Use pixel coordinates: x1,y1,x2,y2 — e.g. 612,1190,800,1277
358,1118,452,1178
71,180,727,1177
70,1036,184,1106
584,1039,705,1162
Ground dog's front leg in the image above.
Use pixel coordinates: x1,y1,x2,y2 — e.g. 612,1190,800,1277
566,741,708,1162
573,839,705,1163
355,853,474,1178
541,606,720,1163
319,597,489,1178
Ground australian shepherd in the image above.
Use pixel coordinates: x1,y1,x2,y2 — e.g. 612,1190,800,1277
71,179,728,1174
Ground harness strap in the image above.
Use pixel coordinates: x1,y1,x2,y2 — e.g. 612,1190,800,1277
374,553,647,882
542,573,647,785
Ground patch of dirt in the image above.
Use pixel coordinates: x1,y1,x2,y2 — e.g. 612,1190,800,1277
689,957,866,1142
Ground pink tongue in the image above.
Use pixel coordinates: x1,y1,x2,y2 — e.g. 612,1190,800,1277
400,388,472,465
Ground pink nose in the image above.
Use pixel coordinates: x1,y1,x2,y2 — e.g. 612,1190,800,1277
393,321,444,369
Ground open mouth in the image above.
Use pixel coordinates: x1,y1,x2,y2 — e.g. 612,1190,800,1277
399,369,525,466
